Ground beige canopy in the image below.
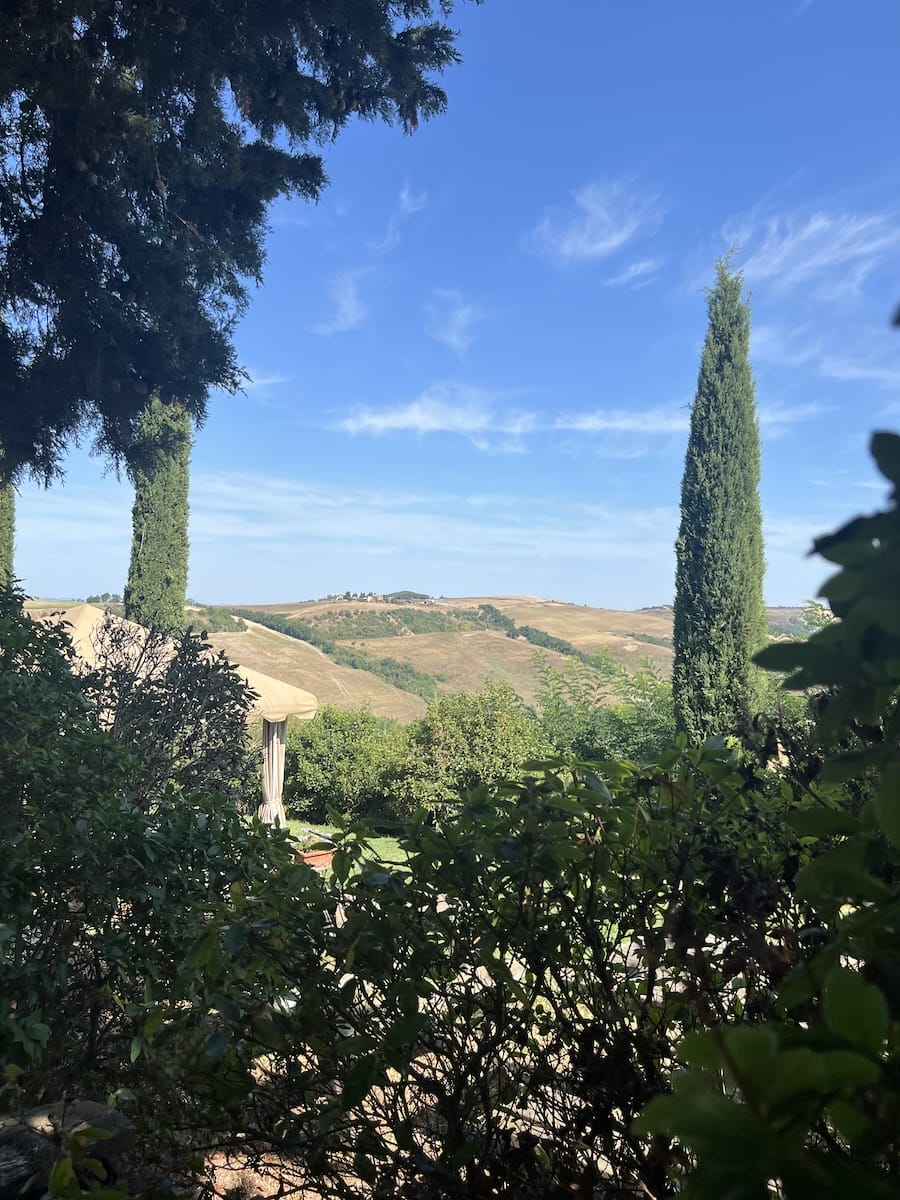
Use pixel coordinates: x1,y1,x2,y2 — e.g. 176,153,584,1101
236,664,317,723
38,604,317,826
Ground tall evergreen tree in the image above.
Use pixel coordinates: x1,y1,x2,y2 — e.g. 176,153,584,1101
0,2,476,483
673,257,767,741
123,399,191,630
0,481,13,586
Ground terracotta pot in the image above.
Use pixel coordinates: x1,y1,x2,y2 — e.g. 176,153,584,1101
297,848,335,871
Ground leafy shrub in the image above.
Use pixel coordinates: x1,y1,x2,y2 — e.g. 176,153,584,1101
639,432,900,1198
536,650,676,762
283,706,404,822
0,589,296,1124
140,744,808,1200
78,610,257,810
384,682,550,815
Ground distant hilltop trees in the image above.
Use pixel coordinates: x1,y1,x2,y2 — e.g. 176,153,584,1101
318,590,435,604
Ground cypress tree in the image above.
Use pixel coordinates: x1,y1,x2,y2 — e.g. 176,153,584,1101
0,481,13,587
673,257,767,741
124,399,191,630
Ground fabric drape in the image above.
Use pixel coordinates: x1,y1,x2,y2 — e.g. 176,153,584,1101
257,717,287,827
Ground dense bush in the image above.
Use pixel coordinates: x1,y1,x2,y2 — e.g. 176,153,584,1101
103,743,806,1200
0,590,295,1124
283,706,403,822
78,610,257,810
303,606,474,639
383,682,550,816
536,649,676,763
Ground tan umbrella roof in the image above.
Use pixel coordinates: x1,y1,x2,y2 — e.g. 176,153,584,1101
40,604,317,722
235,664,317,722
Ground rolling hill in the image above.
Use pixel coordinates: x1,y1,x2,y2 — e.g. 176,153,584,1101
35,594,806,724
206,596,809,723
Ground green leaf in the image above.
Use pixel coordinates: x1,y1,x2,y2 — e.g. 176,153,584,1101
822,969,889,1056
142,1008,165,1038
786,807,860,838
204,1030,230,1060
48,1157,76,1195
796,847,889,905
873,764,900,846
679,1032,725,1069
341,1055,379,1110
819,1050,881,1089
251,1018,286,1051
828,1098,871,1146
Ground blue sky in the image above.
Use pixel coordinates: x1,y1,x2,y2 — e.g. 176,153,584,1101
16,0,900,607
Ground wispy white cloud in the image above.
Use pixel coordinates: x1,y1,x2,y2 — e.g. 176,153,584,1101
370,182,427,253
312,269,368,335
751,323,822,368
819,354,900,389
425,289,482,353
529,179,662,263
605,258,663,288
336,387,825,451
751,320,900,390
243,370,290,392
189,471,679,569
399,183,426,215
758,401,830,436
726,206,900,299
555,407,687,435
339,384,536,449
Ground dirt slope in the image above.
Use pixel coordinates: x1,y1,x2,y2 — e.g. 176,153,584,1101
207,621,426,723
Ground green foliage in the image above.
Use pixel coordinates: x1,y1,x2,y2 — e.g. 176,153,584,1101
331,645,442,701
123,398,191,631
0,587,116,836
458,603,592,660
673,257,768,741
640,431,900,1198
304,606,474,639
0,480,12,585
283,707,403,822
384,590,432,602
0,3,475,480
78,610,257,810
536,650,676,762
85,592,122,605
512,622,586,657
623,629,674,648
384,682,550,815
187,606,246,634
0,587,291,1114
458,602,518,633
102,745,805,1200
802,597,835,632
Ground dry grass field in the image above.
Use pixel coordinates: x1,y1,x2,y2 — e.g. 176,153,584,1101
338,629,573,708
206,621,427,723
